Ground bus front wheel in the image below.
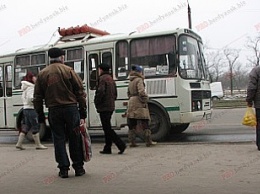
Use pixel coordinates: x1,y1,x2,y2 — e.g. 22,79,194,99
171,123,190,134
148,104,170,141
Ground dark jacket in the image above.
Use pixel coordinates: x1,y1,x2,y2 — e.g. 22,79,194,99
94,72,117,113
33,62,87,120
246,66,260,108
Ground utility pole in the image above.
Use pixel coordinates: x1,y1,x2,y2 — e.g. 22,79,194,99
187,1,192,29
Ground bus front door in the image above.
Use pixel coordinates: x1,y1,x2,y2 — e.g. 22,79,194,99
0,64,13,129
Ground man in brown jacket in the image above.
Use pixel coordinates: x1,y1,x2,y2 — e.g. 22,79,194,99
34,47,87,178
94,63,126,154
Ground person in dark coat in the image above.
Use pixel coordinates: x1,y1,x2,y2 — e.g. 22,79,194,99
94,63,126,154
246,65,260,151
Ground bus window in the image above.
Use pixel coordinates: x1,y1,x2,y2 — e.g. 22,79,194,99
6,65,12,97
130,35,176,78
102,52,112,68
0,66,3,97
14,53,46,89
31,54,45,65
116,41,129,79
89,53,99,90
102,52,113,76
66,48,83,60
178,36,204,80
64,48,84,79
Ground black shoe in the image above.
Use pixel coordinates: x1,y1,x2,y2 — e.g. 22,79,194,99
118,144,126,154
58,170,68,178
99,150,112,154
75,168,86,176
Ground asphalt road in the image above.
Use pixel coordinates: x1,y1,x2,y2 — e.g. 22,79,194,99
168,107,256,143
0,108,256,144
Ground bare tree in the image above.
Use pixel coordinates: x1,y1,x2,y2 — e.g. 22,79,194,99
223,48,240,95
233,63,249,90
205,50,224,82
246,34,260,66
203,41,225,82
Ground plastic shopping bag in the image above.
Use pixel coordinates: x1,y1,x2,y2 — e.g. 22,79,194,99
242,107,257,127
75,123,92,162
80,123,92,162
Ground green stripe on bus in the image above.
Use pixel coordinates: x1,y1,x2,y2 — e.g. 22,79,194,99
165,106,180,111
12,92,22,95
117,85,128,88
115,109,127,113
115,107,179,113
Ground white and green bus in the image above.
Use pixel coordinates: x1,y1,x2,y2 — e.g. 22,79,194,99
0,26,212,141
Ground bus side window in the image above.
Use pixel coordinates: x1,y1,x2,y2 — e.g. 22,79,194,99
116,41,129,79
6,65,12,97
0,66,3,97
0,83,3,97
168,52,177,76
89,53,99,90
90,70,97,90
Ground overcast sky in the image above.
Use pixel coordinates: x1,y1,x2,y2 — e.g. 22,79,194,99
0,0,259,67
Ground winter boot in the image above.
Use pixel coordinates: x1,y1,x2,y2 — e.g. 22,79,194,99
144,129,157,147
16,132,26,150
32,133,48,150
128,129,138,147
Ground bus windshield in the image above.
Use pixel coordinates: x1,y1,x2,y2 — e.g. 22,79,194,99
130,35,177,78
178,35,205,80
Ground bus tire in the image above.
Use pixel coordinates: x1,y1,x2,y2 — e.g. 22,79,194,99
16,109,24,133
171,123,190,134
148,104,170,142
26,123,51,141
16,109,51,141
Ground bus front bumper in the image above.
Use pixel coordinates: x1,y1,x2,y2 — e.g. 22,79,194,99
180,110,212,123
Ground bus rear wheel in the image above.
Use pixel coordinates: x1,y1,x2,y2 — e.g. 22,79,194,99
148,104,170,142
16,111,51,141
26,123,51,141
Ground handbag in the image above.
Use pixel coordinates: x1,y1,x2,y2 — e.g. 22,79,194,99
77,123,92,162
242,107,257,127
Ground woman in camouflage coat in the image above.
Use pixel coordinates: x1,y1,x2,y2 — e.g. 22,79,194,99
127,65,156,147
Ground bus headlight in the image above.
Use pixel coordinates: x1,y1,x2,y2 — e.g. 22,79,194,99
192,100,202,111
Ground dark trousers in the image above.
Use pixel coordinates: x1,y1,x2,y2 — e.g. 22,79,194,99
255,108,260,148
100,111,125,151
48,105,84,171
